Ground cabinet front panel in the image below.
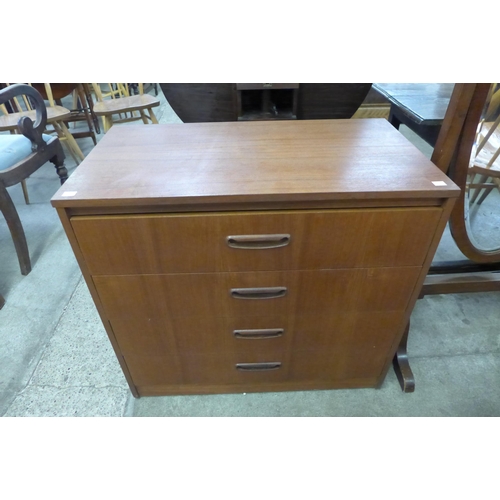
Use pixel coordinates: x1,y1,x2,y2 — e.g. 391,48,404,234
73,208,441,275
124,349,291,386
122,334,394,389
94,270,417,356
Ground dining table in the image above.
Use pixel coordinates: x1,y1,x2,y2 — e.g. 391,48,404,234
373,83,455,146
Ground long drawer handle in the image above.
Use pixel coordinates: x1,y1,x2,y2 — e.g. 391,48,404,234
234,328,284,339
230,287,287,299
236,362,282,371
226,234,291,249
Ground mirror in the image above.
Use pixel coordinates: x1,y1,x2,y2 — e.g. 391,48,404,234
465,83,500,253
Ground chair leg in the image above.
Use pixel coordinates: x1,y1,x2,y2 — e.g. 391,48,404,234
50,143,68,184
72,90,79,128
102,115,113,133
21,179,30,204
0,184,31,275
57,122,85,162
148,108,159,124
52,122,80,165
0,292,5,310
139,110,149,124
470,174,489,204
477,184,495,205
76,84,97,145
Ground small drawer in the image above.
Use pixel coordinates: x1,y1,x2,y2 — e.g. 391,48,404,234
109,313,290,356
123,348,290,387
72,207,441,275
94,268,420,318
94,269,417,356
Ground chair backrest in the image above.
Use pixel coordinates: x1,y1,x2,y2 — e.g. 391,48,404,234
1,83,30,114
92,83,146,102
0,84,48,152
472,84,500,170
1,83,58,114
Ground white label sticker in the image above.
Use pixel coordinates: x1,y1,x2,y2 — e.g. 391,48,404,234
432,181,447,186
61,191,78,197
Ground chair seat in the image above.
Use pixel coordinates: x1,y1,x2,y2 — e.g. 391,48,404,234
0,105,72,132
93,94,160,115
0,134,55,172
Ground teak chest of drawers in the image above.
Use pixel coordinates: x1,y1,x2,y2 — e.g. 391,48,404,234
51,119,459,397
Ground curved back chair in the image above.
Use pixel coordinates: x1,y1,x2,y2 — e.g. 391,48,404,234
1,83,85,165
0,84,67,276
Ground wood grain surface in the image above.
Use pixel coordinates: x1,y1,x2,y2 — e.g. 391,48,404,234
72,208,442,275
51,119,459,209
101,269,411,391
52,117,460,397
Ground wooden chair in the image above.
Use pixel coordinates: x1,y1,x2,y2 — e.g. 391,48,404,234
468,83,500,204
0,83,85,165
91,83,160,133
32,83,99,144
0,84,67,276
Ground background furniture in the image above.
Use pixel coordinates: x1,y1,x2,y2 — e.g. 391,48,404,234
468,83,500,205
393,83,500,392
31,83,99,143
373,83,454,146
160,83,373,122
1,83,84,165
52,119,458,397
91,83,160,133
1,84,67,276
352,85,391,119
235,83,300,121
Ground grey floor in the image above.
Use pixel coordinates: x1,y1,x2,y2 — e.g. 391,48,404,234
1,87,500,417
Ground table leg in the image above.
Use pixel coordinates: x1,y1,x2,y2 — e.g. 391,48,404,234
76,84,97,145
82,83,101,134
388,105,402,129
392,322,415,393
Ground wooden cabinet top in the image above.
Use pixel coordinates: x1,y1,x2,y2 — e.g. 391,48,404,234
51,119,459,210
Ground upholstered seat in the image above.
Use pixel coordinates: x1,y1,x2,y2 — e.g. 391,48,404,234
0,133,55,172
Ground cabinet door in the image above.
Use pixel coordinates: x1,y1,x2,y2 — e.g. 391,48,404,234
73,208,441,275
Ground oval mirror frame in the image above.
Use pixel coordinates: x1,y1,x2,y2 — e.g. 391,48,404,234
433,83,500,263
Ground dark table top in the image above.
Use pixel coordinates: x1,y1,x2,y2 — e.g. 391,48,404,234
373,83,455,125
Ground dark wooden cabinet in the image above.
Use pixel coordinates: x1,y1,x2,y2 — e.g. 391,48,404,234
160,83,373,122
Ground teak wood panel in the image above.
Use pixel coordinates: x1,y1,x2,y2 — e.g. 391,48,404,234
51,120,460,209
93,268,420,356
123,337,397,387
72,208,441,275
122,326,397,390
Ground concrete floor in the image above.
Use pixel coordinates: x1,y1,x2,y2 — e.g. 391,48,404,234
1,87,499,417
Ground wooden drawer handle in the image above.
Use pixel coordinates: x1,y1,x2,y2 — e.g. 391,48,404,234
234,328,284,339
230,287,287,299
236,362,282,371
226,234,290,249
